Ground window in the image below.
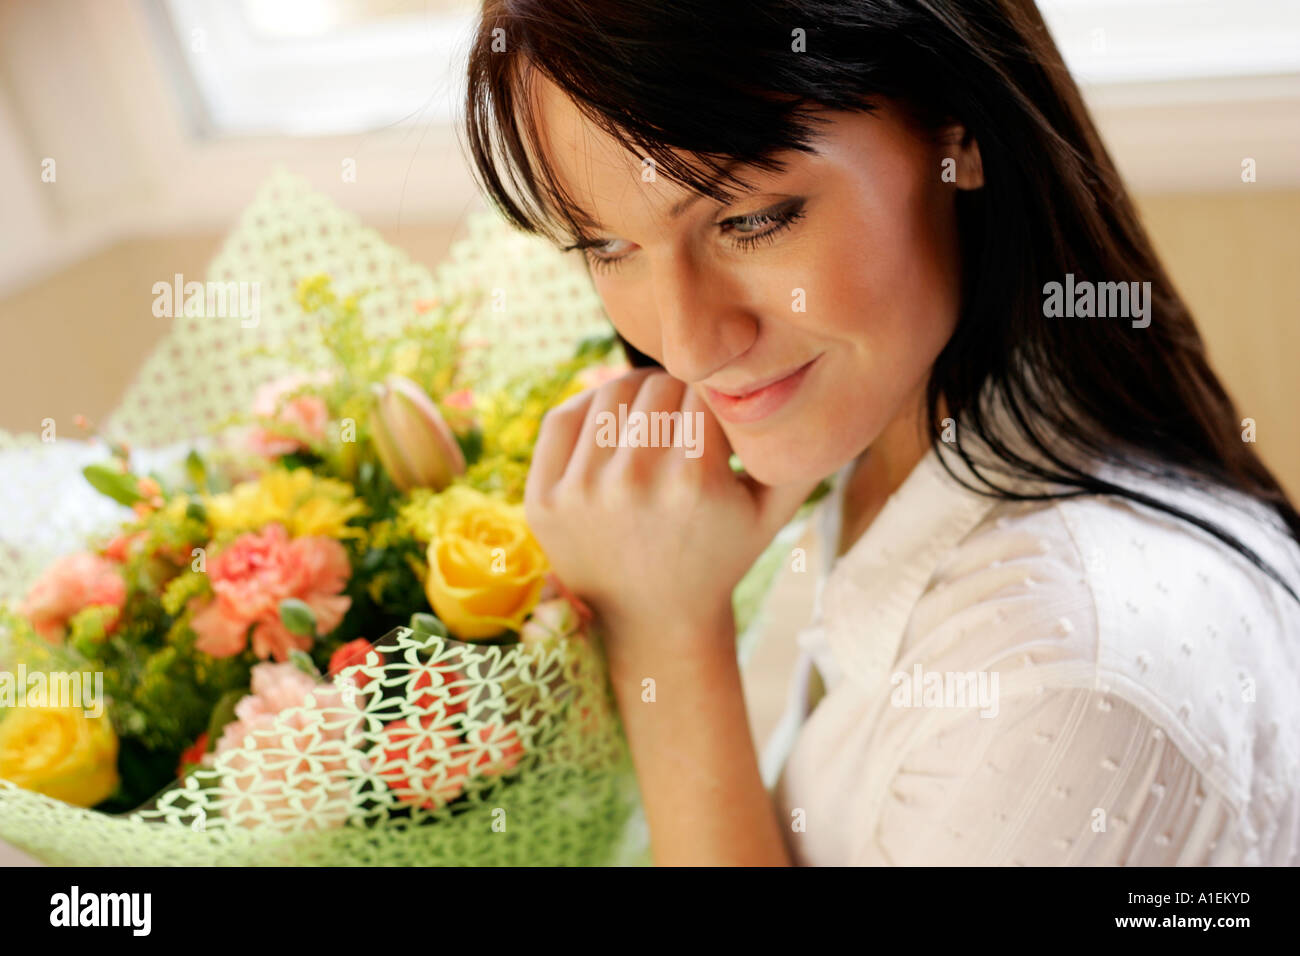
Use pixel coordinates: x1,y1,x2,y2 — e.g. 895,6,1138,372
150,0,478,137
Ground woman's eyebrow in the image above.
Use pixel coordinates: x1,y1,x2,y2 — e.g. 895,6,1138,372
555,203,610,252
666,157,752,218
559,157,758,249
560,186,794,254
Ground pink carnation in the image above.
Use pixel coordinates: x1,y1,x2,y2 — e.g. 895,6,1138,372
190,523,351,662
208,661,365,830
20,551,127,642
247,372,332,458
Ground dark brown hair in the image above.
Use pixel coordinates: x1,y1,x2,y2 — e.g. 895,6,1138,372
461,0,1300,600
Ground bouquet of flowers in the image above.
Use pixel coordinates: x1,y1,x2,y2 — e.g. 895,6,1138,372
0,270,651,864
0,174,814,865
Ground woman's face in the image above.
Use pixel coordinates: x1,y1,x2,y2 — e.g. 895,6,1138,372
530,74,980,485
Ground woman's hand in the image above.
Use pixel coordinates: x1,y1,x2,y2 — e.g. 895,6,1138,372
527,366,812,864
525,367,817,650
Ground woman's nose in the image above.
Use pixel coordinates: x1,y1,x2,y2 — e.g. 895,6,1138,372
650,254,757,384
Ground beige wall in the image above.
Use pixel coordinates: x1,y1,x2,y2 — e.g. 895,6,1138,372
1133,192,1300,499
1,193,1296,496
0,224,462,439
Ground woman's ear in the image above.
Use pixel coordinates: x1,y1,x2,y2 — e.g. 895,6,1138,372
939,123,984,190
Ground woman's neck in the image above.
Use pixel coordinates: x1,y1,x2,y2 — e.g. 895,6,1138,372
836,387,935,558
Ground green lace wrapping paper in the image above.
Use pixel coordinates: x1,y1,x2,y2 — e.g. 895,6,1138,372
0,170,804,865
0,626,643,866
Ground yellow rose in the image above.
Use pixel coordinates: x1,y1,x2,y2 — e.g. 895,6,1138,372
0,706,119,807
423,486,549,640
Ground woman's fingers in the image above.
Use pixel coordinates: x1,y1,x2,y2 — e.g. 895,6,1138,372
681,383,820,535
679,383,736,483
561,366,658,485
616,372,689,481
532,367,816,548
526,388,594,510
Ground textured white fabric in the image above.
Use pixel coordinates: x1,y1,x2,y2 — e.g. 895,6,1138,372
766,447,1300,866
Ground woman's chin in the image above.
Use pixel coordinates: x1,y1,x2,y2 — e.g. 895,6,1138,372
729,447,829,489
726,424,874,488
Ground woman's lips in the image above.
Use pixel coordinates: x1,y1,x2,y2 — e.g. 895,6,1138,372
703,355,821,424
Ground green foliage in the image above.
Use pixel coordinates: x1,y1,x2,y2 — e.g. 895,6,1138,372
203,688,245,751
454,424,484,467
64,588,254,755
279,598,317,637
288,648,319,678
297,273,469,415
184,448,209,494
66,605,117,656
408,612,448,640
0,607,77,675
82,463,143,507
94,737,187,814
160,569,211,616
455,333,617,502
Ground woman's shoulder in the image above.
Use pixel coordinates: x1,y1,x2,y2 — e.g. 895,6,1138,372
908,482,1300,816
1042,479,1300,655
925,472,1300,649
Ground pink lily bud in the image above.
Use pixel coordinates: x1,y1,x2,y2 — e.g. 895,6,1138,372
370,375,467,493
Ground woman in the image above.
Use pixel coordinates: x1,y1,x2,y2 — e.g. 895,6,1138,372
462,0,1300,864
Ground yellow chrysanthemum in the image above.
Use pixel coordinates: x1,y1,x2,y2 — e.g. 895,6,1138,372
205,468,366,539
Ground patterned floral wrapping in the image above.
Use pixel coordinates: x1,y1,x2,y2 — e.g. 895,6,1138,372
0,625,645,866
0,170,804,864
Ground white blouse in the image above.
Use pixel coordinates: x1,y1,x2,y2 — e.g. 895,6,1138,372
764,446,1300,865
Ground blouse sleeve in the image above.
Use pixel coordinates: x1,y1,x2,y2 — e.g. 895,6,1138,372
851,685,1232,866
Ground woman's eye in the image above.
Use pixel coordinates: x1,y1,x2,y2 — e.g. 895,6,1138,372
718,199,807,249
579,198,806,274
583,238,634,274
